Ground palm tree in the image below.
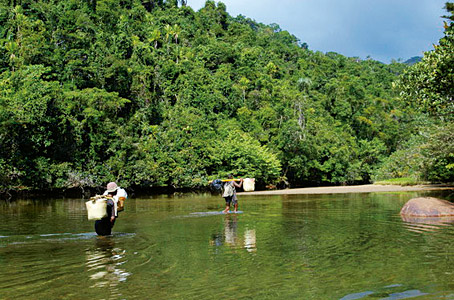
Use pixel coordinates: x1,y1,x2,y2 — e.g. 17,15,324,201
148,29,161,49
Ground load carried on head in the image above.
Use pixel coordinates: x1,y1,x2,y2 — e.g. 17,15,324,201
210,178,255,192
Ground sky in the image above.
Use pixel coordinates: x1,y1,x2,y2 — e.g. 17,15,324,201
186,0,448,63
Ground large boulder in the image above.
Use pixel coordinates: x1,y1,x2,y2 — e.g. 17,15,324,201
400,197,454,217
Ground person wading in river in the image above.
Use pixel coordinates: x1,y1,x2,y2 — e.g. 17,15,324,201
222,174,243,213
94,182,128,236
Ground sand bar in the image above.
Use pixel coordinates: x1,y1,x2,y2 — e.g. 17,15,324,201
239,184,454,196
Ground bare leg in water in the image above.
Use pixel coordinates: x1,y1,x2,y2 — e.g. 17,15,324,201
223,197,231,213
223,204,230,213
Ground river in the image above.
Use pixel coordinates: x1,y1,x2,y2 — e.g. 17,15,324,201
1,190,454,299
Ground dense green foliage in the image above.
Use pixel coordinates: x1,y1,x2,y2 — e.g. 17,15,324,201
375,3,454,183
397,5,454,119
0,0,449,194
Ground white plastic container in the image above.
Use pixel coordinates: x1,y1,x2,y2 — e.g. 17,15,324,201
85,198,107,220
243,178,255,192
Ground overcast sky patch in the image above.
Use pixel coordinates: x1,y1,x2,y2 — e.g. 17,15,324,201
187,0,447,63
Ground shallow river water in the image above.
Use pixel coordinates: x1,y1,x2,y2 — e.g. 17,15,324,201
1,190,454,299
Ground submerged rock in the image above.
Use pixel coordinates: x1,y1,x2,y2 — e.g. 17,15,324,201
400,197,454,217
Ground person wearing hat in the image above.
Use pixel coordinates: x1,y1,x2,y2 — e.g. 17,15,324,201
103,182,128,217
94,182,128,235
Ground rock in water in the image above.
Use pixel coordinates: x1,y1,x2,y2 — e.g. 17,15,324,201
400,197,454,217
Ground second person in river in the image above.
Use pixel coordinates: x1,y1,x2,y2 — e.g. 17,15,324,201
222,174,243,213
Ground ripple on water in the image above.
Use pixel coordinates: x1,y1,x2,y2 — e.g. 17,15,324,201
0,231,136,246
400,215,454,233
0,231,136,299
340,284,429,300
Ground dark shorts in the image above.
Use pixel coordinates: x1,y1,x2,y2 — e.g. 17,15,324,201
95,218,114,236
224,196,238,206
94,201,116,236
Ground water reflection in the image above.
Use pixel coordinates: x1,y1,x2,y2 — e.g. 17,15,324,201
400,215,454,232
244,229,256,253
224,214,238,246
210,214,256,252
85,237,131,297
340,285,429,300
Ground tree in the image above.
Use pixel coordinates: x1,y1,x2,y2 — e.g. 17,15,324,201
374,3,454,183
396,3,454,119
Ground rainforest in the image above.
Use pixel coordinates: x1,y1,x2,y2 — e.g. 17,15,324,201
0,0,453,196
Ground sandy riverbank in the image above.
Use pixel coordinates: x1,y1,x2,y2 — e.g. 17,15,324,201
239,184,454,196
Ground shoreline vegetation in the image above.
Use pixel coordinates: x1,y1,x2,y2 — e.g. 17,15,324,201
0,2,453,195
1,181,453,201
372,178,431,186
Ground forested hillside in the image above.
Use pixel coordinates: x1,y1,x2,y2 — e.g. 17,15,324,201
0,0,451,195
379,2,454,184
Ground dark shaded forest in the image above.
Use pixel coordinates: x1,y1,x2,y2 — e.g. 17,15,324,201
0,0,452,196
